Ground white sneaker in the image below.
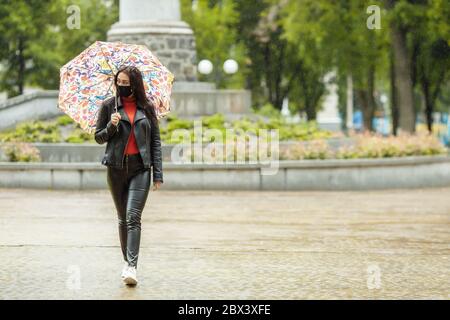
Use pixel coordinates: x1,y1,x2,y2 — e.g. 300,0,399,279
121,262,129,279
123,266,138,285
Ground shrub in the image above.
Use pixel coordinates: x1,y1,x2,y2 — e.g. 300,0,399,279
1,141,41,162
166,118,194,131
201,113,225,129
56,115,74,126
0,120,62,143
253,103,282,119
336,132,448,159
280,140,332,160
64,128,94,143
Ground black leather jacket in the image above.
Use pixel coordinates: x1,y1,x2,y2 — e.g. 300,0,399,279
94,95,163,183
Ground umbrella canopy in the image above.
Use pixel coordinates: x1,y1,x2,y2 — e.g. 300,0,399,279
58,40,174,134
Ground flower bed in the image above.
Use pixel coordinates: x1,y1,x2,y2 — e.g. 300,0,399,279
0,111,447,163
279,132,447,160
1,142,41,162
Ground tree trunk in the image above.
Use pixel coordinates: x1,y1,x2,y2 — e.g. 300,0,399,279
355,67,376,132
421,79,433,133
356,89,373,132
274,41,285,110
390,48,399,135
263,43,274,107
18,36,25,95
305,101,316,121
299,67,317,121
390,24,416,133
366,65,376,132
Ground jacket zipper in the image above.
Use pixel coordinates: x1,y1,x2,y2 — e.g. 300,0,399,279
120,110,146,171
122,126,132,173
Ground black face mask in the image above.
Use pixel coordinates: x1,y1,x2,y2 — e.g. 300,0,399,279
118,85,132,97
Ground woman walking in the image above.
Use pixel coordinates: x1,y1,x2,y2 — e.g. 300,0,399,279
94,65,163,286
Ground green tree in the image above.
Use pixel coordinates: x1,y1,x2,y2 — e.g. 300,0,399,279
283,0,388,130
236,0,320,115
411,0,450,132
180,0,246,89
386,0,450,133
387,0,421,133
0,0,61,96
252,0,295,111
55,0,118,72
233,0,270,107
0,0,118,98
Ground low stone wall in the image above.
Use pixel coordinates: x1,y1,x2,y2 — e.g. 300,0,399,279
0,90,60,131
0,155,449,190
0,89,252,131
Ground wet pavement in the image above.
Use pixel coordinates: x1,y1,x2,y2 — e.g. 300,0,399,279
0,187,449,299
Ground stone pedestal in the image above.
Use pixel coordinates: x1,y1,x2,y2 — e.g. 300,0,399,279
107,0,197,82
105,0,252,117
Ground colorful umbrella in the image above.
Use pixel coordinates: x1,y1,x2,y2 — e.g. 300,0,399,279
58,40,174,134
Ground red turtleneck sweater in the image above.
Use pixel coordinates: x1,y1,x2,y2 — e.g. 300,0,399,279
122,95,140,155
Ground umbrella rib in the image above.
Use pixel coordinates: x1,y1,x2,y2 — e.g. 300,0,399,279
117,44,141,70
67,81,115,131
105,80,114,95
61,64,114,80
105,81,115,108
99,43,118,75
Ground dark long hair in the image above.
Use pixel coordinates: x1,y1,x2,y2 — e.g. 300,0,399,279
114,65,158,127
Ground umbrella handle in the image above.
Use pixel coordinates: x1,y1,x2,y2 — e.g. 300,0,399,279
115,95,119,133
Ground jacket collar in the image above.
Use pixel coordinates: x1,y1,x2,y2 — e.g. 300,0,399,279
114,95,147,124
116,95,144,110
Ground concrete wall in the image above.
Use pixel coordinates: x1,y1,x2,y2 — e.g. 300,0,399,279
0,155,449,190
0,90,61,131
170,89,251,116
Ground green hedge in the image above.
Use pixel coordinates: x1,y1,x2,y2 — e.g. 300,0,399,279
161,112,333,144
0,115,95,144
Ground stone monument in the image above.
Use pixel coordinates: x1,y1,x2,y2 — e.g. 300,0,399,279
107,0,197,82
317,71,342,131
106,0,251,118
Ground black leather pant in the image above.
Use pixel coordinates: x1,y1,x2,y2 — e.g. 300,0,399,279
107,153,151,268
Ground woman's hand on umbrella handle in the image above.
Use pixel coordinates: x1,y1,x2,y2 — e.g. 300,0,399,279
111,112,121,126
